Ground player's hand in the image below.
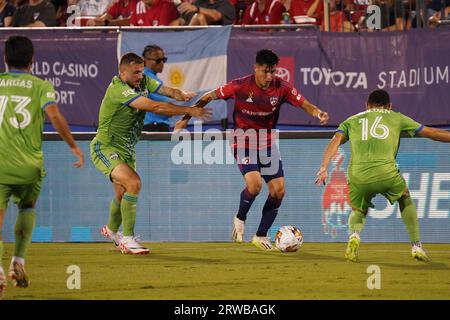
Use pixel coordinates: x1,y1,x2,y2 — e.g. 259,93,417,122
318,111,329,125
315,166,328,186
174,119,189,132
181,91,197,101
71,146,85,168
188,107,212,121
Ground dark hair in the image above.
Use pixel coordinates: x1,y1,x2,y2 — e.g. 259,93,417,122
5,36,34,69
120,53,144,66
255,49,279,66
367,89,391,108
142,44,163,58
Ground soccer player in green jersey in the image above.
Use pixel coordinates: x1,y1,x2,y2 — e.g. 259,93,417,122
91,53,211,255
0,36,85,298
316,89,450,262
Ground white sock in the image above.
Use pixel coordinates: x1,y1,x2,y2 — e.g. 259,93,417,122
0,266,4,275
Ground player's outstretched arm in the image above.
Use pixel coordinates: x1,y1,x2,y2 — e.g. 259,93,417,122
315,132,345,186
417,126,450,142
301,98,329,125
174,90,220,131
129,96,212,120
158,85,196,102
44,104,85,168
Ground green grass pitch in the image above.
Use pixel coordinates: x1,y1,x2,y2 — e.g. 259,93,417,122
2,242,450,300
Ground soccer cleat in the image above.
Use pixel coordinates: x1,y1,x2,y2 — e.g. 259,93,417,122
231,216,245,243
9,262,29,288
251,235,277,251
101,225,122,248
0,270,6,299
411,246,430,262
345,233,360,262
119,236,150,255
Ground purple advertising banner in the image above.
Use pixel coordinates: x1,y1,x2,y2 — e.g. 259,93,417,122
0,31,118,127
228,29,450,126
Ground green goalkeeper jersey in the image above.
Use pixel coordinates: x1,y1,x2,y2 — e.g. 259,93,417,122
337,108,423,184
0,71,57,184
94,75,161,157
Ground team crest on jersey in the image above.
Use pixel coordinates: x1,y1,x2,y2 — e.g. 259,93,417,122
270,97,278,106
245,92,254,103
108,152,119,161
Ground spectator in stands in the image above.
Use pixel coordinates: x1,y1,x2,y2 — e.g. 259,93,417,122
322,0,353,31
52,0,77,27
11,0,28,7
366,0,406,31
289,0,323,25
130,0,179,26
77,0,112,17
242,0,284,25
172,0,235,25
87,0,135,26
0,0,16,27
12,0,57,27
427,0,450,27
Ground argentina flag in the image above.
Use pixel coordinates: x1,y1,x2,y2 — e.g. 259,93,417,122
119,26,232,125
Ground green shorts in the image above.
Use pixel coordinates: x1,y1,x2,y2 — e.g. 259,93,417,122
0,176,43,209
90,139,136,179
349,174,407,213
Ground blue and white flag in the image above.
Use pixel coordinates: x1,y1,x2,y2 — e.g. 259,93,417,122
119,26,232,124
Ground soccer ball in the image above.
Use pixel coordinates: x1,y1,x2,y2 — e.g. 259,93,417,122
274,225,304,252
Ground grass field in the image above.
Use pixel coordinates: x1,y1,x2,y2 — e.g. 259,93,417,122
1,242,450,300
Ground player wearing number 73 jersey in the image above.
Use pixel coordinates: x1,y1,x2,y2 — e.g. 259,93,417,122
316,89,450,262
0,36,84,299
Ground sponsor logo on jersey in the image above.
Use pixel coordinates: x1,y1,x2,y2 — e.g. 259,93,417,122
245,91,254,103
47,92,56,99
108,152,119,161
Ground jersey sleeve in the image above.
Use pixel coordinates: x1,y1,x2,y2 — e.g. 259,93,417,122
40,81,57,110
336,120,350,141
399,113,423,137
144,75,162,94
215,81,236,100
283,83,305,108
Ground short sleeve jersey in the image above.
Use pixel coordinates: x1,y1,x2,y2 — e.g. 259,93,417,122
94,75,161,157
337,108,423,184
216,74,305,149
0,71,57,184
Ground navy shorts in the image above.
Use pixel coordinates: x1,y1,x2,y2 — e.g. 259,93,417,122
233,146,284,183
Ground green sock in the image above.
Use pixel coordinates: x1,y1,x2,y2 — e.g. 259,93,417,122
121,193,138,237
399,195,421,242
108,198,122,233
349,210,366,234
13,208,36,258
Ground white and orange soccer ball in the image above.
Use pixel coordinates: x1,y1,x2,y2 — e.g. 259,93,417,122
274,225,304,252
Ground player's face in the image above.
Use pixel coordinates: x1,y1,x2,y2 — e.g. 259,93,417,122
254,63,276,89
144,49,166,74
124,63,144,88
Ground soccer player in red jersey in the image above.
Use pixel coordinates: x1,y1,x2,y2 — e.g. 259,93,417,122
177,49,329,250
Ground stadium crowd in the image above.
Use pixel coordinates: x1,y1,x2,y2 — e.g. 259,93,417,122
0,0,449,30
